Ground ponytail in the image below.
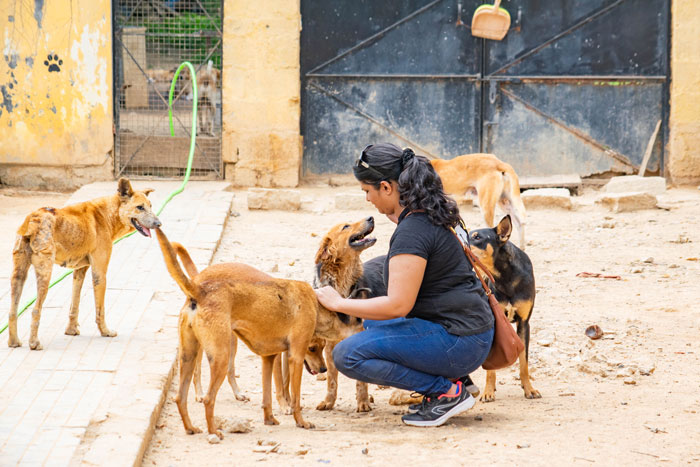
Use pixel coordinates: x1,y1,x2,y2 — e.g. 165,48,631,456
353,142,461,229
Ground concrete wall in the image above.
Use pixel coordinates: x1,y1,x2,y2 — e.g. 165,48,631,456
668,0,700,185
0,0,113,190
221,0,301,187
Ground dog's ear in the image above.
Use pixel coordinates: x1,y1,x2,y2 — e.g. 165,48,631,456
496,215,512,243
142,188,154,197
315,237,336,263
117,177,134,198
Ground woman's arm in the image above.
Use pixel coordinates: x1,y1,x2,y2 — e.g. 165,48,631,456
315,253,427,320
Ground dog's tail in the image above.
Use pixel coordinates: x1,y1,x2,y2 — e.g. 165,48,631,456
171,242,199,278
155,228,200,301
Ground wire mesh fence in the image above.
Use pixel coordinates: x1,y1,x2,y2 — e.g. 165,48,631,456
114,0,223,179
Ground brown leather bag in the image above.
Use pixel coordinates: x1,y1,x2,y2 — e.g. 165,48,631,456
451,226,524,370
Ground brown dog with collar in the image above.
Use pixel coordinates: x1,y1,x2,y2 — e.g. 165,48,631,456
431,153,527,249
154,228,361,438
7,178,160,350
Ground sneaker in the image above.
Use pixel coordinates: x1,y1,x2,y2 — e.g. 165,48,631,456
408,375,479,413
401,381,475,427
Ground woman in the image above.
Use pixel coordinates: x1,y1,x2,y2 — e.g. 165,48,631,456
315,142,494,427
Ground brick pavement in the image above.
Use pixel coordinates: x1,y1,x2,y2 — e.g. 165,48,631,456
0,181,234,466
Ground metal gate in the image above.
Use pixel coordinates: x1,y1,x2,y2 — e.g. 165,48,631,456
301,0,669,177
113,0,223,179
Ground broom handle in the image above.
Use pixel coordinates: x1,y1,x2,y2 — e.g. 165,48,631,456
493,0,501,9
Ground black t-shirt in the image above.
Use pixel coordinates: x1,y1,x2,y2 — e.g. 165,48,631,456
384,211,494,336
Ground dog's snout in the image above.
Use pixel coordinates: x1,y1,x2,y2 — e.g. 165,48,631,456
366,216,374,224
154,219,162,228
320,366,327,374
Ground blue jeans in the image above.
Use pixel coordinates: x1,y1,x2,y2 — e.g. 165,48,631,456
333,318,494,396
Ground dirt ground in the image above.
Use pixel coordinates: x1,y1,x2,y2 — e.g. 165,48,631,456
5,184,698,465
136,184,700,466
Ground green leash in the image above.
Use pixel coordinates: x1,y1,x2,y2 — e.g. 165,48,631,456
0,61,198,335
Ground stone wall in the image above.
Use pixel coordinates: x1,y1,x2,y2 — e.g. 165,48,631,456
669,0,700,185
221,0,302,187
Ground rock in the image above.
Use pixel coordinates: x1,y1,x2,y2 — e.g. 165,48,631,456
536,332,555,347
604,175,666,195
638,362,656,376
334,192,370,210
215,416,252,433
521,188,573,210
643,257,654,263
361,448,369,455
596,192,658,213
247,188,301,211
630,267,644,274
623,377,637,385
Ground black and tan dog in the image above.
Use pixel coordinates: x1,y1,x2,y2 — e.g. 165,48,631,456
431,154,527,249
154,228,361,439
8,178,160,350
311,217,385,413
469,215,540,401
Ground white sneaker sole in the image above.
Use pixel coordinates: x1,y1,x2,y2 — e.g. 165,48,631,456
402,394,476,427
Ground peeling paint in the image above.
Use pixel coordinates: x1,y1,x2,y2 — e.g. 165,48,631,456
1,84,14,115
34,0,44,29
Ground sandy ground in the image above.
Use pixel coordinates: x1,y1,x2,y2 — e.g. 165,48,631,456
139,184,700,466
4,184,699,465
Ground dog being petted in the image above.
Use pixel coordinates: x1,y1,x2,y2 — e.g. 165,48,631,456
468,215,540,401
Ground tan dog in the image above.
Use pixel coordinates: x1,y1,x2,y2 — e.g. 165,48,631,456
431,153,526,249
7,178,160,350
195,60,219,136
312,217,377,413
181,247,326,408
154,228,361,439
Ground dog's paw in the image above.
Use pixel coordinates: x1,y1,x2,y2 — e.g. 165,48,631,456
297,420,315,429
316,400,335,411
234,393,249,402
316,373,327,381
185,426,202,435
264,416,280,426
29,339,43,351
480,392,496,402
64,325,80,336
524,388,541,399
195,394,204,403
7,337,22,348
100,329,117,338
356,401,372,413
388,389,421,406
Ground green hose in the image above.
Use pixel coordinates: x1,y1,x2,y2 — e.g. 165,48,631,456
0,61,198,335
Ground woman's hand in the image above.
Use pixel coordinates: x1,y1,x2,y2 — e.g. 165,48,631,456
314,285,344,311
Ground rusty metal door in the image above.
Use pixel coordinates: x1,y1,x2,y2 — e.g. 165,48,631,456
301,0,483,174
482,0,669,176
300,0,669,177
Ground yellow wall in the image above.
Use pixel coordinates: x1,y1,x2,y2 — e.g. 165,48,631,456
0,0,112,169
222,0,301,187
669,0,700,185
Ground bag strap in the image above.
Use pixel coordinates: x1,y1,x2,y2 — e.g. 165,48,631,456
450,224,496,296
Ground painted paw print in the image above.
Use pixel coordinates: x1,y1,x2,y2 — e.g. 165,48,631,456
44,54,62,72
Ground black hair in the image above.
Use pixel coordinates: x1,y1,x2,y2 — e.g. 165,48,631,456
352,142,462,229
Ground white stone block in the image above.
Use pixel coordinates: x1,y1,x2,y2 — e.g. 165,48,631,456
247,188,301,210
335,192,372,210
521,188,573,209
604,175,666,195
596,192,658,213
